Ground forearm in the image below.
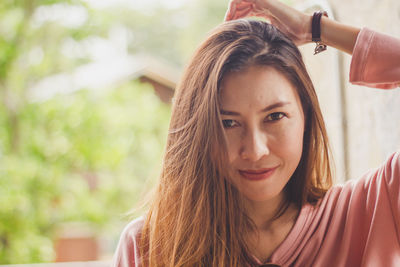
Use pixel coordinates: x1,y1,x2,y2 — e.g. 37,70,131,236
319,16,361,55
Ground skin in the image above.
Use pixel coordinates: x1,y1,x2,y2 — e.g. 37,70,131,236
225,0,361,54
219,65,304,262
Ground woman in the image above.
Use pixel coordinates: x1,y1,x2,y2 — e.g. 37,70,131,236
112,0,400,266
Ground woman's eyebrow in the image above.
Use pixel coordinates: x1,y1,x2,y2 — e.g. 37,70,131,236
220,101,291,116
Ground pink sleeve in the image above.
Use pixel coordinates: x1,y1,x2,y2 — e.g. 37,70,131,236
111,218,144,267
350,28,400,89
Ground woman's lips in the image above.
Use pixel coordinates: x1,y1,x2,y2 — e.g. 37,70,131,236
239,167,278,181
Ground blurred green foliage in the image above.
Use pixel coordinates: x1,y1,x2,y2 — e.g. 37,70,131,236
0,81,170,262
0,0,173,263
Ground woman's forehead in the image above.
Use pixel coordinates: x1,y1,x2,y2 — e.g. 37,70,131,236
219,65,301,112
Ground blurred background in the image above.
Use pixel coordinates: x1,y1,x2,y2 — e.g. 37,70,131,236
0,0,399,264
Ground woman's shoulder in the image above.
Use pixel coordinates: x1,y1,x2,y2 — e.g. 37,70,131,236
112,216,145,267
120,216,145,239
322,151,400,206
331,151,400,188
124,216,144,234
277,152,400,266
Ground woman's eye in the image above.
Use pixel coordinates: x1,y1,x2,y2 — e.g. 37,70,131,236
222,119,238,128
266,112,286,122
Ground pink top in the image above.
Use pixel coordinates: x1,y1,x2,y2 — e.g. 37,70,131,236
262,152,400,266
112,28,400,267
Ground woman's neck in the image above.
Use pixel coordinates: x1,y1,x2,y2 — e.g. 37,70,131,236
244,194,300,263
244,193,297,231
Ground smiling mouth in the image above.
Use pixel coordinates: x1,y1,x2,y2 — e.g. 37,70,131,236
239,167,278,181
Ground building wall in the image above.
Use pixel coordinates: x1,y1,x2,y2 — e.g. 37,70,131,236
300,0,400,182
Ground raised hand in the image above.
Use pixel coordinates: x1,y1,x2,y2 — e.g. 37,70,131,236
224,0,312,46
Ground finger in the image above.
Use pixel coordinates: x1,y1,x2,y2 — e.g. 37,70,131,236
235,1,254,10
225,0,254,18
224,2,236,21
231,6,253,20
225,9,237,21
227,6,254,20
224,10,231,21
227,4,254,20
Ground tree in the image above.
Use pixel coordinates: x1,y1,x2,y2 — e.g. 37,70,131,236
0,0,171,262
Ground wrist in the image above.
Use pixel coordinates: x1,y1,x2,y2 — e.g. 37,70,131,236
311,11,328,54
304,14,313,43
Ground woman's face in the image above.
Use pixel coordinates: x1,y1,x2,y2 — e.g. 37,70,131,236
219,65,305,203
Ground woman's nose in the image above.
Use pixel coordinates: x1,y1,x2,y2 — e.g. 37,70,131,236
239,129,270,161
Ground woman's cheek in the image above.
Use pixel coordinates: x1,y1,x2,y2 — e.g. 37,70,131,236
226,132,240,164
277,122,304,157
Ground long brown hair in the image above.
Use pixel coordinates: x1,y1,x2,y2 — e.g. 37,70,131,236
139,19,333,266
